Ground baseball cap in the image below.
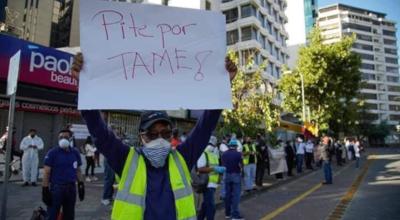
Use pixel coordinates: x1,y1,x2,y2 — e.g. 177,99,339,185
139,111,172,131
228,139,238,147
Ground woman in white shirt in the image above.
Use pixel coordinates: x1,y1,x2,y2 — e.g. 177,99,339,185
84,136,97,181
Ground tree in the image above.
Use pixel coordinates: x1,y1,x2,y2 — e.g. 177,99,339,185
278,28,361,133
220,51,280,137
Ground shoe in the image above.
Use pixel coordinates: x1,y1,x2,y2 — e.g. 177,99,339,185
225,216,231,219
91,176,98,181
322,182,332,185
22,182,29,187
85,177,91,182
101,199,111,206
31,182,37,187
232,216,244,220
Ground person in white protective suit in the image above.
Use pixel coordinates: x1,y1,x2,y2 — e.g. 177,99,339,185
20,129,44,186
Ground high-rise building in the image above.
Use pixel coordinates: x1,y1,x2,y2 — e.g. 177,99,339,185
220,0,289,87
4,0,74,47
318,4,400,126
285,0,318,68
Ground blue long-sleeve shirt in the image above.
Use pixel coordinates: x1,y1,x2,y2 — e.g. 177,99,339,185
81,110,221,220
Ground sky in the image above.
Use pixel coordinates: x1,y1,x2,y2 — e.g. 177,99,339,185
318,0,400,60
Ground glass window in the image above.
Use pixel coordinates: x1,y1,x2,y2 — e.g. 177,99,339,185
389,105,400,111
383,30,396,37
355,52,374,60
266,21,272,34
384,39,396,46
362,93,378,100
223,8,238,23
259,34,266,48
241,26,257,41
361,83,377,90
353,43,373,51
342,23,371,32
386,67,399,74
241,4,256,18
384,48,397,55
387,76,399,82
388,86,400,92
361,63,375,70
356,34,372,42
226,29,238,45
389,115,400,121
258,12,265,27
389,95,400,101
386,57,398,64
362,73,376,80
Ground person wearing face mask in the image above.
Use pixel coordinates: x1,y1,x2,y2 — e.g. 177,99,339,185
71,52,238,220
19,129,44,186
42,130,85,220
196,136,226,220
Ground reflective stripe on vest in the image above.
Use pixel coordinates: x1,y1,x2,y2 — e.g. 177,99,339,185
205,151,219,184
111,148,196,220
243,144,257,165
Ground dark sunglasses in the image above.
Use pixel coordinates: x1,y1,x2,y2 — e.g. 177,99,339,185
141,129,172,141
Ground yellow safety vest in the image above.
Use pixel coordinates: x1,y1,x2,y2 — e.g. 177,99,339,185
111,148,196,220
243,144,257,165
204,150,220,184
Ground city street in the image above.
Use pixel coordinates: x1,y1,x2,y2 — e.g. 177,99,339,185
0,147,399,219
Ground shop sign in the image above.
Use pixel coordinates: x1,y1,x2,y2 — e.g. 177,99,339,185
0,99,80,116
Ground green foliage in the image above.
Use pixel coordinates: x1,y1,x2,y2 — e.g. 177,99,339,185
221,51,280,137
278,28,361,133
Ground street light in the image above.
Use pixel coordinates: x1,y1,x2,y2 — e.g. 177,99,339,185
284,70,306,121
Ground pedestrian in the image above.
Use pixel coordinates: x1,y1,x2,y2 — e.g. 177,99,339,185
345,138,353,161
197,136,226,220
84,136,98,182
71,53,238,219
101,158,115,206
171,128,181,149
0,127,22,163
334,139,343,166
19,129,44,186
222,139,244,220
295,136,305,173
42,129,85,220
354,139,361,168
284,141,295,176
320,135,333,184
255,134,269,187
242,136,257,192
305,139,314,170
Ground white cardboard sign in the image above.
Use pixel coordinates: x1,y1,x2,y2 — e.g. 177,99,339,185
7,50,21,96
79,0,232,110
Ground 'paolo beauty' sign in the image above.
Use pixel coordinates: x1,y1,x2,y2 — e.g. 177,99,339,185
0,34,77,92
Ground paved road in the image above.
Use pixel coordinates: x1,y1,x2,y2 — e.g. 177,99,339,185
215,147,400,220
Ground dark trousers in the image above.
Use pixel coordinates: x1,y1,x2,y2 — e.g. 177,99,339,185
336,149,342,166
286,157,294,176
198,187,216,220
296,154,304,173
224,173,242,218
85,156,95,176
305,153,313,169
255,162,266,187
47,183,76,220
102,159,115,200
323,161,333,184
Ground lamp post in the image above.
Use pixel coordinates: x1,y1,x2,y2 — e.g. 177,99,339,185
300,72,306,122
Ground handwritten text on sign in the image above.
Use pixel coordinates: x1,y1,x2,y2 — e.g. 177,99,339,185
79,0,232,110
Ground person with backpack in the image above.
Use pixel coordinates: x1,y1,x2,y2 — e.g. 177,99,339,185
196,136,226,220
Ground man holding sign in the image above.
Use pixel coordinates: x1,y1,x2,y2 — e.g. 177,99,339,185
72,53,236,220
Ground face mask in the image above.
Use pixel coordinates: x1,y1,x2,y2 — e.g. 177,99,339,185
142,138,171,168
59,139,70,149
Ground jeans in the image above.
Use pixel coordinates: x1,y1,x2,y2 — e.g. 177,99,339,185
85,156,95,176
244,163,256,190
47,183,76,220
323,161,332,184
296,154,304,173
102,159,115,200
220,173,226,199
224,173,242,218
355,157,360,168
198,187,216,220
305,153,313,169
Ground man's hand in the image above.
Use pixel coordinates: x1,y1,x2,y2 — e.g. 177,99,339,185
71,52,84,81
225,56,238,82
42,186,52,206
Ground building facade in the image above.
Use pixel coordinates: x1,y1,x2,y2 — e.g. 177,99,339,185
221,0,289,87
318,4,400,126
285,0,318,68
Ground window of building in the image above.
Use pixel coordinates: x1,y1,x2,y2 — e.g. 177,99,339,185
389,115,400,121
266,40,272,53
386,57,398,64
383,39,397,46
389,95,400,101
342,23,371,32
389,105,400,111
222,0,233,3
241,26,258,41
388,86,400,92
267,62,273,75
362,93,378,100
353,43,373,51
386,67,399,74
265,1,271,14
384,48,397,55
356,33,372,42
361,63,375,70
276,66,281,78
361,83,377,90
266,21,272,34
223,8,238,23
226,29,238,45
356,52,374,60
273,9,278,22
258,11,265,27
365,103,378,110
387,76,399,83
362,73,376,80
241,49,257,66
275,47,280,60
383,29,396,37
260,34,266,48
274,28,279,41
241,4,257,18
205,0,211,10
